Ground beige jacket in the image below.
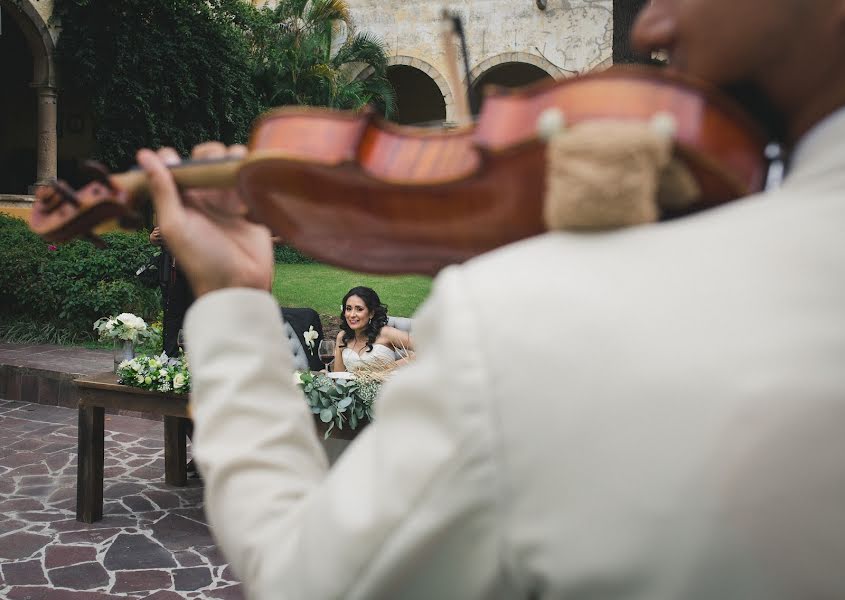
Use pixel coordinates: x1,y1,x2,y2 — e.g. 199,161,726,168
186,108,845,599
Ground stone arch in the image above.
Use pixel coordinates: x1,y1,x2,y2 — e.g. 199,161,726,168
355,55,454,125
468,51,564,85
0,0,58,194
468,52,563,115
0,0,56,86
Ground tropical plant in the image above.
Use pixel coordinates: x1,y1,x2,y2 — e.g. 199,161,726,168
250,0,396,116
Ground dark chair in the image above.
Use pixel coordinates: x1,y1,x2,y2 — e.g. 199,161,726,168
280,307,324,371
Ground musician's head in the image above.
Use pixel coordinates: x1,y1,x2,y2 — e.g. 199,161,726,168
340,286,389,346
631,0,845,143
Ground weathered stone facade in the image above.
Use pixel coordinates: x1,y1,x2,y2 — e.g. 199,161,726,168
342,0,612,122
0,0,618,199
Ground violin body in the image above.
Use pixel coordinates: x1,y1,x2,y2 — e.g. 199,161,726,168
30,66,769,275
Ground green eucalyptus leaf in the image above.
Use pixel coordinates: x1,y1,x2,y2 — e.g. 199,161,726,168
319,408,333,422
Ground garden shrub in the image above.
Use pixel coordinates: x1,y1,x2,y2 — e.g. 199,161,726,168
274,244,316,265
0,214,160,343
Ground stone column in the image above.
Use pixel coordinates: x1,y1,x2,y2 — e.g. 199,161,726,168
31,84,58,190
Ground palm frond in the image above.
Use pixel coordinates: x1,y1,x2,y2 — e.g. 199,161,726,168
305,0,352,28
331,32,389,74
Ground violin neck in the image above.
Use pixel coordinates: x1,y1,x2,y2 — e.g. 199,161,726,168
112,156,243,198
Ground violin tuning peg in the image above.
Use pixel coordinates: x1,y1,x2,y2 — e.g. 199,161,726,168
650,112,678,140
80,160,116,190
35,179,81,213
536,108,567,140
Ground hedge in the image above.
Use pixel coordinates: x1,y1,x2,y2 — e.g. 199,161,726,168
0,214,161,344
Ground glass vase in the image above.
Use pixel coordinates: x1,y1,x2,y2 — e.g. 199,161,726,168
113,339,135,373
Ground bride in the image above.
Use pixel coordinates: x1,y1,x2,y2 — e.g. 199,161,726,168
333,286,413,373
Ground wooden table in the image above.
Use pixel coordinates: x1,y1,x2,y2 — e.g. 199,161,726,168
75,372,190,523
74,372,364,522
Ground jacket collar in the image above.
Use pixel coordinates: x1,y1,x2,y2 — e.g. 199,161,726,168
785,106,845,190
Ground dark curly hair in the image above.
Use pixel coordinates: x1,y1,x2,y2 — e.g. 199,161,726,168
339,286,389,352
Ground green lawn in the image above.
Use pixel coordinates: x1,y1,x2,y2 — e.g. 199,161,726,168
271,264,433,319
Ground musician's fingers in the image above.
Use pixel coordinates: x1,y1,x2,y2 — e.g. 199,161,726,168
156,147,182,166
191,141,227,160
228,144,248,158
136,149,187,239
183,142,249,218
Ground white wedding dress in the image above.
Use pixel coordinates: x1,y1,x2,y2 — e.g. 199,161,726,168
341,344,396,372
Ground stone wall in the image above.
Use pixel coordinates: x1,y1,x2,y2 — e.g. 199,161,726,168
343,0,612,121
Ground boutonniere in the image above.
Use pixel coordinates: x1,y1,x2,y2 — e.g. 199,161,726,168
303,326,318,355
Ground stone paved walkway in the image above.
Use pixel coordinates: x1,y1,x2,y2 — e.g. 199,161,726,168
0,398,245,600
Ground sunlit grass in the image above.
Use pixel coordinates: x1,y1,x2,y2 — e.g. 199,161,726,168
271,264,432,319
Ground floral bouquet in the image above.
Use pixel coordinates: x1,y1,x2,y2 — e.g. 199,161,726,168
117,353,191,394
294,371,379,438
93,313,153,343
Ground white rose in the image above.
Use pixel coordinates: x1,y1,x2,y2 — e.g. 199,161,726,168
136,374,144,384
173,373,186,389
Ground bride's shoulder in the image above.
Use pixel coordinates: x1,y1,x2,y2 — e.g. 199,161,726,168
376,325,401,344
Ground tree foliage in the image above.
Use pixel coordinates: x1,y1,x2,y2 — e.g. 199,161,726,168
53,0,395,170
54,0,264,169
249,0,396,115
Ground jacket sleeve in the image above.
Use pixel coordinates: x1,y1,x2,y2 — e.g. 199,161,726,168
184,272,512,600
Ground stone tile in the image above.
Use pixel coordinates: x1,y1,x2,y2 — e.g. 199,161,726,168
123,495,156,513
144,592,187,600
0,389,241,599
150,514,214,552
7,463,50,477
206,584,247,600
58,527,122,545
0,451,45,468
17,512,71,523
174,549,205,568
195,545,228,567
111,569,172,593
6,586,122,599
103,482,147,500
7,437,48,451
44,544,98,569
0,497,45,511
173,566,212,591
103,533,177,570
2,559,49,586
0,518,26,536
0,531,52,560
141,489,181,511
48,561,110,590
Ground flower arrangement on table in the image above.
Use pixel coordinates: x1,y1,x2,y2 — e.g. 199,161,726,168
117,353,191,394
93,312,154,343
295,370,381,438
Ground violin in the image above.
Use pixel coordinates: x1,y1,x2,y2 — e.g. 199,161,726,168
29,65,769,275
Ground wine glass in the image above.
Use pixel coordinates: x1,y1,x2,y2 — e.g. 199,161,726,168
318,339,335,372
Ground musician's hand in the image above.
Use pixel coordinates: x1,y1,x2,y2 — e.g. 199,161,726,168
149,226,163,246
137,142,274,297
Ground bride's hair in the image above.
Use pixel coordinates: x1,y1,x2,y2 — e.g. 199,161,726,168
339,286,389,352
